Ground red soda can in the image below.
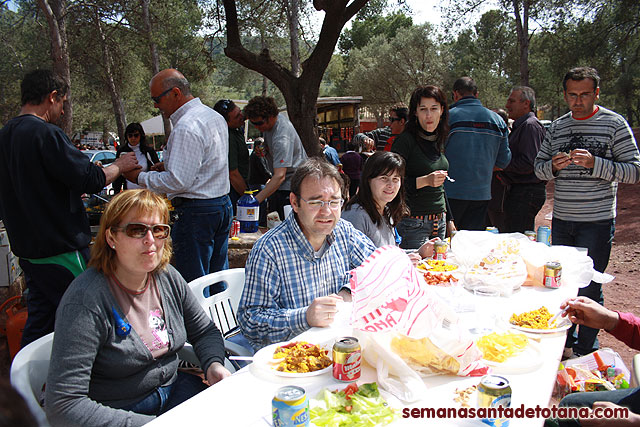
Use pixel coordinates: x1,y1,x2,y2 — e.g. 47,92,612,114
229,219,240,238
332,337,361,382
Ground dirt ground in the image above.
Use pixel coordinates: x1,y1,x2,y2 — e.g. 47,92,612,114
0,181,637,390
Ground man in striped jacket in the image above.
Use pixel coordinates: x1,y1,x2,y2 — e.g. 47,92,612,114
534,67,640,358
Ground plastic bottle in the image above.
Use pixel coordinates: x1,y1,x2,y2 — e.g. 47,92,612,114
237,190,260,233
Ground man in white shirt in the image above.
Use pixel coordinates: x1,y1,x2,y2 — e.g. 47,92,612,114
125,69,232,283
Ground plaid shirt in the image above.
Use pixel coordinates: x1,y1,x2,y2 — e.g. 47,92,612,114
139,98,230,199
238,214,376,349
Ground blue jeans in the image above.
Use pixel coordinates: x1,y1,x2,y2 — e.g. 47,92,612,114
504,183,546,233
397,216,445,250
121,371,207,416
552,217,615,355
448,199,489,231
172,196,232,289
556,387,640,427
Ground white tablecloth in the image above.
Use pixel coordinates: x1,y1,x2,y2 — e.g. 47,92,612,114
146,281,580,427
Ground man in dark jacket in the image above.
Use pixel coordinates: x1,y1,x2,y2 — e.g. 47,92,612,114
0,69,139,346
501,86,546,233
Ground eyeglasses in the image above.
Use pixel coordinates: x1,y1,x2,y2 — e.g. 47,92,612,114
112,223,171,239
389,117,402,122
250,119,265,127
151,87,176,104
127,132,140,138
566,92,596,101
299,197,344,210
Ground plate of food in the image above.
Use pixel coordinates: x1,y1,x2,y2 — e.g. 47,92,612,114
310,382,398,426
417,259,459,272
419,271,460,287
476,332,543,374
508,306,573,334
253,340,333,377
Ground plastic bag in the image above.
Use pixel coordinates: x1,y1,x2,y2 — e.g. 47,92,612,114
450,231,529,295
554,348,630,399
350,246,489,403
519,243,612,288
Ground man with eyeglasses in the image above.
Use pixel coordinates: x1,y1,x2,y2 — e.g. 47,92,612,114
535,67,640,359
238,158,376,349
213,99,249,214
0,69,140,346
124,68,232,285
243,96,307,222
365,105,408,151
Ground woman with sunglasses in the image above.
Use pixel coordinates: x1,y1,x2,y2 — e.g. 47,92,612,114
113,123,160,193
391,85,455,249
342,151,437,262
46,189,230,426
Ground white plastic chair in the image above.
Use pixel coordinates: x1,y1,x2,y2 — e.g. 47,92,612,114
10,332,53,427
187,269,253,368
187,268,246,340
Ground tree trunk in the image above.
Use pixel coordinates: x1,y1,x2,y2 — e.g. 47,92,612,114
95,10,127,144
222,0,369,156
287,0,301,77
512,0,530,86
38,0,72,135
141,0,171,138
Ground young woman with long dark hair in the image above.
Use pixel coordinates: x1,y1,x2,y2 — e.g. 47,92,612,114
391,85,455,249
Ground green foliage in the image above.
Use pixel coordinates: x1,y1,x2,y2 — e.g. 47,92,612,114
0,4,51,124
346,24,448,110
339,11,413,54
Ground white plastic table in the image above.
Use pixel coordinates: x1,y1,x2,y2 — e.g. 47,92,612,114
146,281,581,426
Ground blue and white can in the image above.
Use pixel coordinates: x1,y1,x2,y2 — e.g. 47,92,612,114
536,226,551,246
272,385,309,427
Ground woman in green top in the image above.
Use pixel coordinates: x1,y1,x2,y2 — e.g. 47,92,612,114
391,85,452,249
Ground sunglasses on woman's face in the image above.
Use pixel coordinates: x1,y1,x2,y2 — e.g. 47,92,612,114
127,132,140,138
113,223,171,239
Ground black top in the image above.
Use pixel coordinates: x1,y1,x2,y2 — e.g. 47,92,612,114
0,115,106,258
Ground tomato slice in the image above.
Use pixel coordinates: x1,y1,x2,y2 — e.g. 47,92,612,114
343,383,359,400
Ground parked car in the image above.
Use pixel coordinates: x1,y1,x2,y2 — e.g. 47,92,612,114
82,150,117,166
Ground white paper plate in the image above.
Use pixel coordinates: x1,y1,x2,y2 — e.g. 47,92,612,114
482,341,543,374
253,341,333,378
507,316,572,334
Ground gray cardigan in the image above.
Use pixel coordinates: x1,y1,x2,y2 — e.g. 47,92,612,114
45,266,225,426
341,203,396,248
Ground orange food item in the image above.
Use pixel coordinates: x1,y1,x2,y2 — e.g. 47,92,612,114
422,272,458,286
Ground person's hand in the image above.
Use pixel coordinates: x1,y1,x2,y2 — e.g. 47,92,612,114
580,401,640,426
306,294,343,327
150,161,165,172
122,168,142,184
417,237,441,259
570,149,595,169
552,152,573,172
560,297,619,331
205,361,232,386
446,221,457,238
422,170,448,187
408,251,422,266
337,288,352,302
114,152,140,174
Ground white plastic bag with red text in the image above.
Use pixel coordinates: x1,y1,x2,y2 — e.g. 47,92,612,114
350,246,489,403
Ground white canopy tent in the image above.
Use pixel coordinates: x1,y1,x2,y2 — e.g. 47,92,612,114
141,115,167,136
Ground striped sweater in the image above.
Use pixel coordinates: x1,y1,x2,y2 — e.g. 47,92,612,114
534,106,640,221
